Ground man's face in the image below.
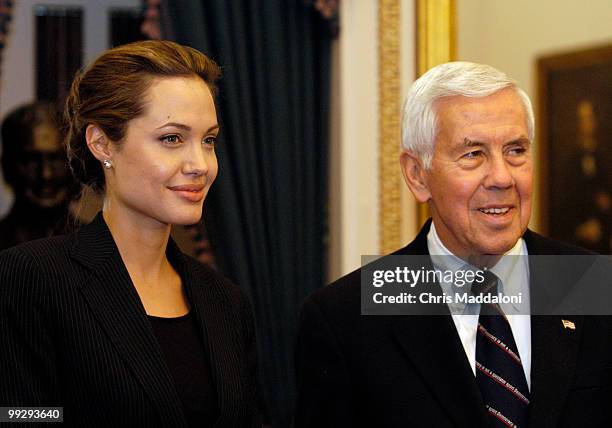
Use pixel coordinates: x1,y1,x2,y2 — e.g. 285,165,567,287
18,123,70,208
423,88,533,258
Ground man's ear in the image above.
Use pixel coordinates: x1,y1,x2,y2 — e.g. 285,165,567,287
85,124,112,162
400,150,431,203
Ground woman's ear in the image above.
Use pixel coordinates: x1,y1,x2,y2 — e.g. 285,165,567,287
400,150,432,203
85,124,112,162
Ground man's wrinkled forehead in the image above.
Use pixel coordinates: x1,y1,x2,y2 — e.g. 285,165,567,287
433,89,529,139
31,124,61,153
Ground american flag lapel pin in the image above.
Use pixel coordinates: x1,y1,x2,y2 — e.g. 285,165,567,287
562,319,576,330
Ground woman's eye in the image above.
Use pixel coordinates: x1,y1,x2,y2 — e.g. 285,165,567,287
203,136,217,147
161,134,182,145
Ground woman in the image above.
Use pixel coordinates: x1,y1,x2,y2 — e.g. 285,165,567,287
0,41,260,427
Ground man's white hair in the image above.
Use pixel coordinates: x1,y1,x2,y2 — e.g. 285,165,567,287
401,61,534,169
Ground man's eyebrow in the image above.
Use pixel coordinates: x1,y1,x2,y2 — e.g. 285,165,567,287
505,136,531,146
460,136,531,148
462,138,485,147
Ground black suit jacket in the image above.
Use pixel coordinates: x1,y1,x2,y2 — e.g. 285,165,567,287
295,220,612,427
0,214,260,427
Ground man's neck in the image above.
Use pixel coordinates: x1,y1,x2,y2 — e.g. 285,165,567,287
427,220,520,269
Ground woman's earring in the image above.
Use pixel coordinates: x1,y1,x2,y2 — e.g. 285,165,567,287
103,159,113,169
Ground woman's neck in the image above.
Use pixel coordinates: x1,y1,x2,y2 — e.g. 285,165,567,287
102,201,173,287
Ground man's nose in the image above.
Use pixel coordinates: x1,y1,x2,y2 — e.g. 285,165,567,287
483,154,513,189
40,158,54,180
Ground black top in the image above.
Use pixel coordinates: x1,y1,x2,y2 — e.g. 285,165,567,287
149,312,219,426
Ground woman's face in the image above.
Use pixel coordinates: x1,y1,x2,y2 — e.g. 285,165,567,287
105,76,218,226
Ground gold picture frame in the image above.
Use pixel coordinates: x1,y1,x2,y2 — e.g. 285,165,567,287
537,44,612,254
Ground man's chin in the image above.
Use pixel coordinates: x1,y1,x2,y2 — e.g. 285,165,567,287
474,218,527,249
26,192,68,209
474,237,520,257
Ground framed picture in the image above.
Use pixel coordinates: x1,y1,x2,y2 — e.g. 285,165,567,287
537,44,612,254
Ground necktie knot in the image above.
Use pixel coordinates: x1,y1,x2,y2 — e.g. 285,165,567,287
472,270,499,298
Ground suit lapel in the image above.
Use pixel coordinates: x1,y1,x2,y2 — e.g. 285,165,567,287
525,231,582,427
70,214,186,427
528,315,581,426
391,315,488,426
390,221,488,426
169,242,245,427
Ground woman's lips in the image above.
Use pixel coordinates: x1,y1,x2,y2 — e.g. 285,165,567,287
168,184,205,202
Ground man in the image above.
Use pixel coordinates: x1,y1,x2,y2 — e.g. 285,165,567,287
295,62,612,427
0,102,72,249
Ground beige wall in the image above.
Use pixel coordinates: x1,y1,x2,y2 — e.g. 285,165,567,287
328,0,380,282
328,0,416,281
457,0,612,231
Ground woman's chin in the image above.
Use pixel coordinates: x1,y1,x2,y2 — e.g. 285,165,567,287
163,208,203,226
174,214,203,226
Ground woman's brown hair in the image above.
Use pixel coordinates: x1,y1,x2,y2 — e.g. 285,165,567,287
64,40,221,193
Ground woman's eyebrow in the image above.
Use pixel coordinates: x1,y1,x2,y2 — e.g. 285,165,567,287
155,122,191,131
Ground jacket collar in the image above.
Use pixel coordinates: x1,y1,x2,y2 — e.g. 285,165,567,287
69,213,187,426
68,213,249,426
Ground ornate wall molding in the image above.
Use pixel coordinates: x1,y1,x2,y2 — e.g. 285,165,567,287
378,0,402,254
377,0,455,252
0,0,15,89
415,0,456,227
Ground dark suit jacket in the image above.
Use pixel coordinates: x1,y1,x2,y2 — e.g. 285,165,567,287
0,213,260,427
295,220,612,427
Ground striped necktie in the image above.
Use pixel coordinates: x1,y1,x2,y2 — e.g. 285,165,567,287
473,271,530,428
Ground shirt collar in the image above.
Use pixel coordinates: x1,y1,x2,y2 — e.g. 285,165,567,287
427,221,529,314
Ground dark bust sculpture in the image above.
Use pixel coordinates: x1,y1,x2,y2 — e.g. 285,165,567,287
0,102,72,250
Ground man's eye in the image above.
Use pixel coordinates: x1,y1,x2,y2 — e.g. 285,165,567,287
463,150,482,159
161,134,182,144
508,147,526,156
203,136,217,147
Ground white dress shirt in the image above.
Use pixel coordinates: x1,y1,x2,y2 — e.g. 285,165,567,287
426,222,532,390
